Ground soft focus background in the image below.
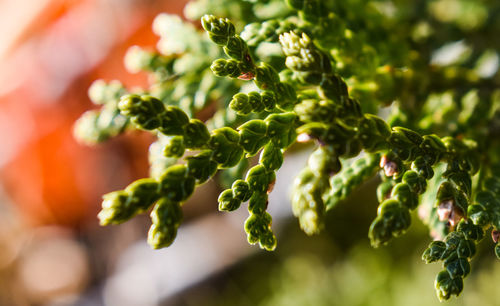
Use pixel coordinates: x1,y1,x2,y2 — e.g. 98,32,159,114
0,1,499,305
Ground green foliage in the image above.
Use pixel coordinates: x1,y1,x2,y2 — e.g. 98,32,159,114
73,80,128,144
75,0,500,301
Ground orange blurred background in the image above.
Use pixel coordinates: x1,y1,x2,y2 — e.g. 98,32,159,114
0,0,187,226
0,1,189,304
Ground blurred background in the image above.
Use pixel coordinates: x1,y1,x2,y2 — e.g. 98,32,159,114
0,0,499,305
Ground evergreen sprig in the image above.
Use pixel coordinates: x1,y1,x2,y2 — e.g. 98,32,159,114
74,80,129,144
75,0,500,301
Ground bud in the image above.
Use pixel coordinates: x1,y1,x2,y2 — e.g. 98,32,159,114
98,191,130,225
259,143,284,171
184,119,211,148
492,230,500,244
159,165,195,202
148,198,182,249
244,92,261,112
411,156,434,179
446,258,470,278
201,15,235,46
231,180,252,201
261,91,276,111
422,240,447,263
211,59,242,78
260,231,277,251
238,120,270,156
218,189,241,211
244,212,275,251
186,151,218,183
230,93,252,115
457,220,483,241
246,165,275,193
208,127,244,168
402,170,427,194
437,200,453,222
435,270,463,301
163,136,185,158
248,192,268,214
159,106,189,135
380,154,398,177
391,183,418,210
254,63,280,90
119,94,165,130
448,206,464,227
265,112,297,148
223,36,248,60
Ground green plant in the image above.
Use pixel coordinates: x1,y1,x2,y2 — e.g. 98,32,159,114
74,0,500,301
